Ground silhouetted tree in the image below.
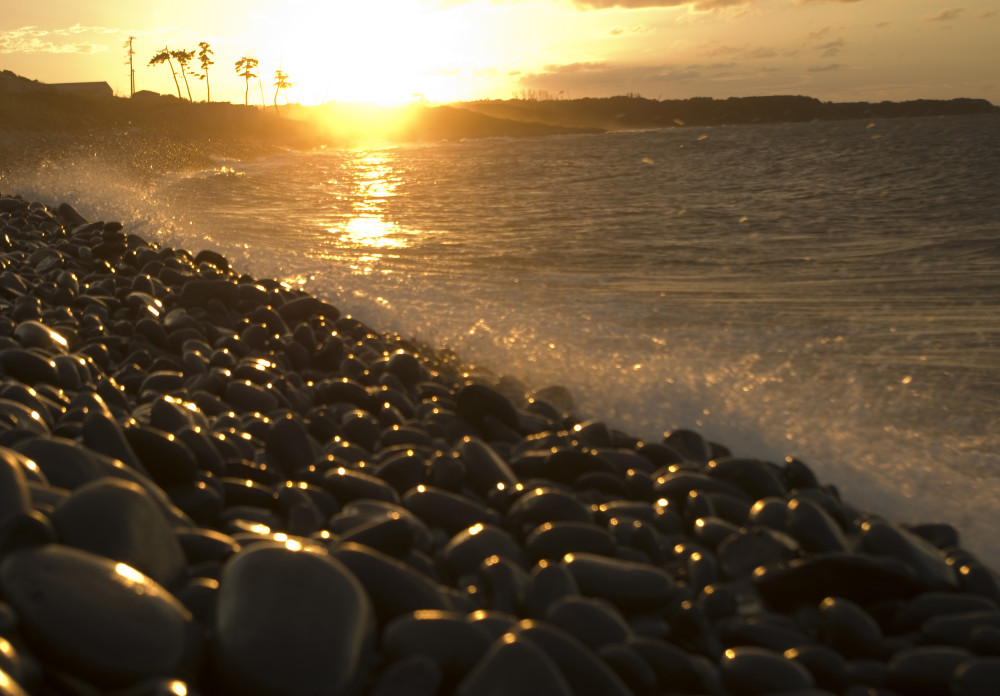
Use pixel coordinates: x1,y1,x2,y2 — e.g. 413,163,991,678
195,42,214,102
235,56,258,106
273,69,292,113
171,49,195,102
149,47,182,99
123,36,136,97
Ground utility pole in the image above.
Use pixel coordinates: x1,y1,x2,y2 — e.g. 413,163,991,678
123,36,136,96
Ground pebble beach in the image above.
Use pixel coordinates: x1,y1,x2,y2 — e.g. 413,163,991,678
1,192,999,696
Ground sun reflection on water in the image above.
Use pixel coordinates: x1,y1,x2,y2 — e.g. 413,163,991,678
320,150,416,274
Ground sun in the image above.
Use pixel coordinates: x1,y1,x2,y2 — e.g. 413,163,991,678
258,0,480,105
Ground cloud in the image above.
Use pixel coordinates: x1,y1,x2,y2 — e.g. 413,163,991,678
701,42,781,61
572,1,699,7
804,26,834,42
0,25,118,54
59,24,121,36
808,63,844,72
516,61,702,97
0,26,113,54
816,38,845,57
572,0,869,6
609,24,654,36
513,59,801,98
922,8,965,22
572,0,752,9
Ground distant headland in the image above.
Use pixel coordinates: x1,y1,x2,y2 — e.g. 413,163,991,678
1,69,996,152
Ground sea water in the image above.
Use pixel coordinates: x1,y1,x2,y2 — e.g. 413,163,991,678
7,113,1000,567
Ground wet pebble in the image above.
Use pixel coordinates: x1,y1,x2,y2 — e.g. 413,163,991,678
50,477,187,588
0,544,200,688
719,646,815,695
1,195,999,696
455,633,573,696
213,543,376,696
562,551,676,612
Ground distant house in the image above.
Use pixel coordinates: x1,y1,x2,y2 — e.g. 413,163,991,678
47,82,113,98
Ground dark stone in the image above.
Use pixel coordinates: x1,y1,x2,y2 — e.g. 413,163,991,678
525,520,618,562
562,551,676,612
597,642,659,696
402,485,495,535
705,457,787,500
892,592,995,633
952,658,1000,696
921,611,1000,648
544,595,634,651
455,384,519,431
338,514,416,558
455,632,574,696
754,553,925,610
506,487,593,534
213,543,375,696
817,596,887,659
123,425,199,488
454,437,519,496
0,350,59,386
786,496,851,553
329,542,454,626
784,644,850,694
369,655,442,696
719,646,815,695
859,520,957,591
0,544,200,688
443,523,526,577
381,611,493,685
886,646,973,696
508,620,635,696
180,280,238,310
51,478,187,588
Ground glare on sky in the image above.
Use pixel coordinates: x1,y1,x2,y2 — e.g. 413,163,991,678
0,0,996,106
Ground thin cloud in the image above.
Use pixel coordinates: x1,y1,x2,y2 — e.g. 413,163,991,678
609,25,654,36
572,0,752,9
817,38,846,57
572,0,869,7
517,61,703,96
59,24,121,36
808,63,844,72
573,1,702,7
804,27,835,42
701,42,781,61
923,8,965,22
0,26,113,54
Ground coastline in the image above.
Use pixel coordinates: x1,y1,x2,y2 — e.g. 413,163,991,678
1,192,999,694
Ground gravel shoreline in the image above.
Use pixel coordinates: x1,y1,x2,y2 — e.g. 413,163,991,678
1,192,999,695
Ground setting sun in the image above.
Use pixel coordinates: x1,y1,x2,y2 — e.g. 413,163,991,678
257,0,482,105
1,1,997,107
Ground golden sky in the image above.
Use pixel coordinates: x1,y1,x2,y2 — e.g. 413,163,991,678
2,0,997,106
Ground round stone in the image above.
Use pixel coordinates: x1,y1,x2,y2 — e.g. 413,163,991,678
0,544,200,688
719,646,815,695
455,633,574,696
51,477,187,588
213,543,375,696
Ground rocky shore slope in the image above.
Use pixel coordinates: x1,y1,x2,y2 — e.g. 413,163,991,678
1,193,999,695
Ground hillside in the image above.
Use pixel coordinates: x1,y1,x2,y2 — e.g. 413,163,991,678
0,70,599,149
458,94,998,131
2,70,995,158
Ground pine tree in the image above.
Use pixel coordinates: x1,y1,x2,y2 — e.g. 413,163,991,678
235,56,259,106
